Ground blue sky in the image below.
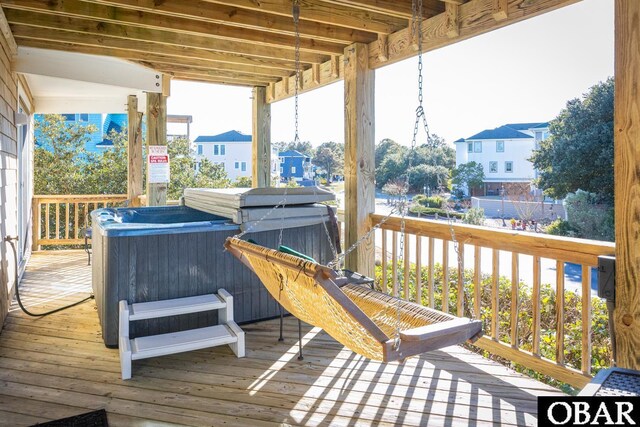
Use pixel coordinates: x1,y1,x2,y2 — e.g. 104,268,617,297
167,0,613,147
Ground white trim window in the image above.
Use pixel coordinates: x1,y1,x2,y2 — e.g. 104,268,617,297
235,161,239,169
241,161,247,172
220,144,226,155
197,145,203,155
214,144,219,155
489,161,498,173
467,142,473,153
505,161,513,173
291,166,297,174
496,140,504,152
474,141,482,153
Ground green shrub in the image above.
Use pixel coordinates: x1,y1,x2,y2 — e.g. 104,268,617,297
374,262,611,394
545,218,578,237
413,195,444,208
462,207,485,225
409,205,463,219
564,190,614,241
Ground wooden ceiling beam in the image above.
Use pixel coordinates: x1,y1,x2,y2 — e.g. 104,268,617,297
321,0,444,20
4,9,330,64
367,0,580,69
199,0,405,34
143,62,279,85
83,0,377,45
16,38,294,78
1,0,346,56
170,73,267,88
11,25,299,70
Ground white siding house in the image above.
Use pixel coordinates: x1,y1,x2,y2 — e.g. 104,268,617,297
454,122,550,196
194,130,252,181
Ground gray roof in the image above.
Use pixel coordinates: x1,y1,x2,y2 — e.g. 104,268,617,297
194,130,251,143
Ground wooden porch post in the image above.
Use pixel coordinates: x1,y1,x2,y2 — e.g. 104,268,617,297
146,91,167,206
614,0,640,369
127,95,143,207
252,86,271,188
344,43,375,277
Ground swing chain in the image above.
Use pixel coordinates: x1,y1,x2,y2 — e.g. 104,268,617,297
293,0,301,144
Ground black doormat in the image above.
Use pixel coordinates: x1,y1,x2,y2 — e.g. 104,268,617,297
31,409,108,427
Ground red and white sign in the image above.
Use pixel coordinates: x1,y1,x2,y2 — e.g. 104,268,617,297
148,145,170,183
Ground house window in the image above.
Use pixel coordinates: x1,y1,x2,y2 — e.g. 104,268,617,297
62,113,75,121
291,166,297,174
241,162,247,172
79,113,89,122
280,158,285,164
235,161,239,169
496,140,504,152
214,145,219,155
474,142,482,153
489,161,498,173
197,145,203,155
220,144,225,156
280,167,283,174
505,161,513,173
195,162,200,172
467,142,473,153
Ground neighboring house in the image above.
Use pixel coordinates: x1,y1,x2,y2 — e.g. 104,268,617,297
194,130,252,181
34,113,127,152
454,122,550,196
278,150,313,183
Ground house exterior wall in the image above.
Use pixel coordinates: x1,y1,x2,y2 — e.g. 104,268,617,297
279,156,305,180
34,113,127,152
0,35,21,328
195,140,252,182
460,137,538,182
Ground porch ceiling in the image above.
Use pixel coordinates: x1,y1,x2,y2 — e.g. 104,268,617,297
1,0,579,103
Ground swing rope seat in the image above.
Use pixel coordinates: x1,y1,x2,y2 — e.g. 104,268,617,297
225,237,482,362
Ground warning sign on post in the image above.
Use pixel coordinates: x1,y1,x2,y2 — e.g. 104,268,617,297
148,145,170,184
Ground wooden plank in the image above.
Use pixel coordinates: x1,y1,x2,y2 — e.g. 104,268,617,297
510,252,519,348
372,214,614,266
491,249,499,339
492,0,509,21
428,237,435,308
415,235,422,304
381,229,387,293
268,55,345,102
73,203,78,239
474,245,481,319
127,95,143,206
581,265,591,375
31,197,40,251
321,0,443,19
614,0,640,371
531,256,541,355
0,7,17,56
146,92,167,206
445,3,460,38
555,260,564,364
392,231,398,297
403,232,410,300
442,239,449,313
456,243,464,315
343,42,374,277
64,202,69,239
377,34,389,62
45,202,49,239
251,86,271,188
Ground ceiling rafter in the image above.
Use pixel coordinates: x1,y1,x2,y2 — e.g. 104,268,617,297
141,61,279,85
171,73,265,87
322,0,444,19
199,0,406,34
1,0,346,56
83,0,377,44
4,9,330,64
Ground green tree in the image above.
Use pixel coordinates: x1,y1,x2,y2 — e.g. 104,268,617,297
313,141,344,182
34,114,97,195
82,130,128,195
451,161,485,194
273,140,313,157
531,77,614,202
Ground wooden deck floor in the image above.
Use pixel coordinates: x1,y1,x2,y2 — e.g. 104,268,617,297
0,250,563,426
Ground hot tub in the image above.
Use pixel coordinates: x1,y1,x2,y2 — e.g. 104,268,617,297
91,205,335,347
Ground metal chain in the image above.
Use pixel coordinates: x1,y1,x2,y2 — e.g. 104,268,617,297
293,0,301,144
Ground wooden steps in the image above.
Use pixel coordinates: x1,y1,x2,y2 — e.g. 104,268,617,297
119,289,245,379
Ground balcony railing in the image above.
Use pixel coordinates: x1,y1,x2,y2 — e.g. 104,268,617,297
370,213,615,389
32,194,128,249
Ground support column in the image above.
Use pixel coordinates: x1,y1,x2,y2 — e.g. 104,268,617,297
146,91,167,206
252,86,272,188
614,0,640,370
344,43,375,277
127,95,143,207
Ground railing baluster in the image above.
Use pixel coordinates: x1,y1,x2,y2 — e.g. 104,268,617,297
392,231,398,297
31,198,41,251
45,203,50,239
56,203,60,239
491,249,499,339
556,260,565,365
428,237,435,308
416,236,422,305
581,265,592,376
474,245,481,320
65,202,70,239
442,240,449,313
74,203,79,239
381,229,387,293
457,243,464,316
532,256,541,355
403,231,410,300
510,252,519,348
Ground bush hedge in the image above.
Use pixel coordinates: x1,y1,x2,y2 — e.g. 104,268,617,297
409,205,464,219
374,261,611,394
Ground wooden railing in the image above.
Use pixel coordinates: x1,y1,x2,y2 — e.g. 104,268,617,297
370,213,615,389
32,195,128,249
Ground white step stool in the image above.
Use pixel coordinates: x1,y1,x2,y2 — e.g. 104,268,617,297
118,289,245,380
